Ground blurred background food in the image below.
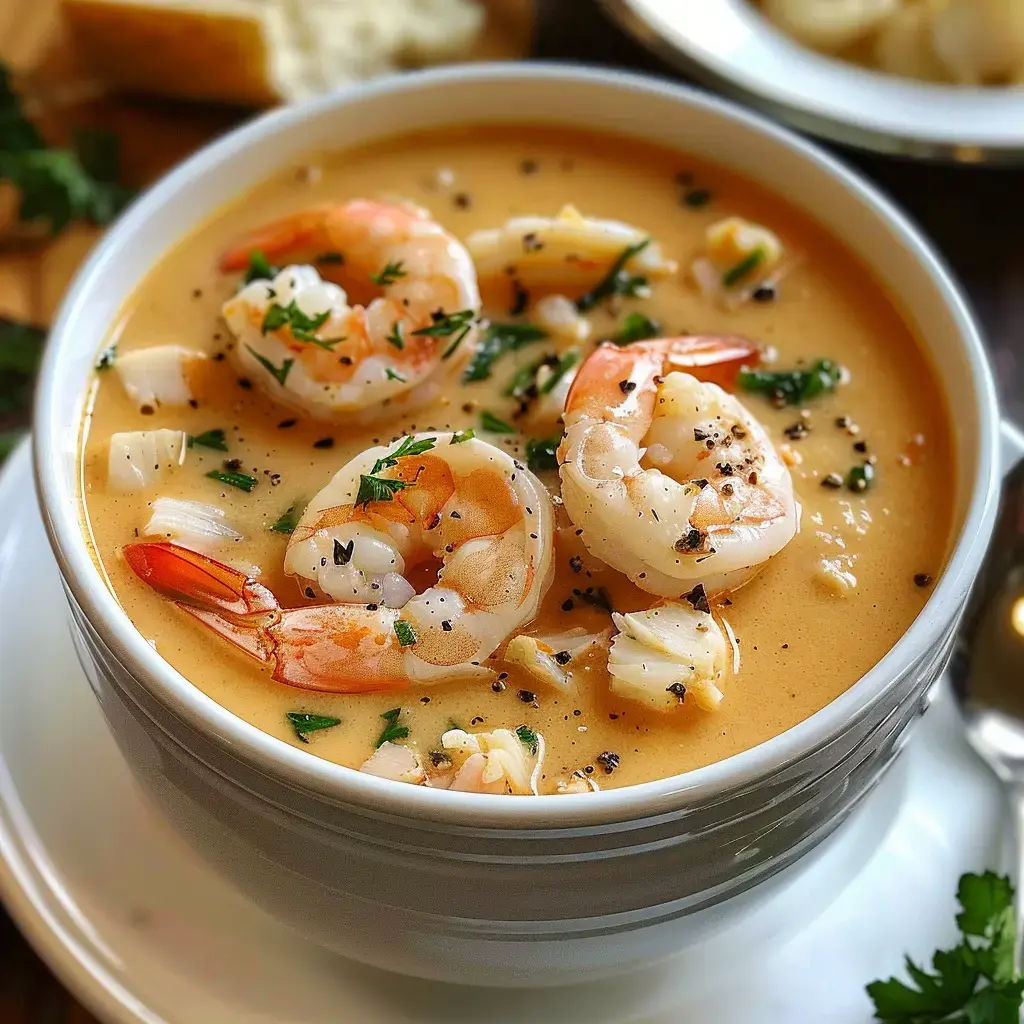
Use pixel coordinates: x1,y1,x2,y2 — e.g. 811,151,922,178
756,0,1024,85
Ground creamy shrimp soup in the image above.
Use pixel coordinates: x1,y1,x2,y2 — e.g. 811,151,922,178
79,126,953,795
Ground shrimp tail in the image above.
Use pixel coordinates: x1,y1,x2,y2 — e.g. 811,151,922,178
122,542,278,615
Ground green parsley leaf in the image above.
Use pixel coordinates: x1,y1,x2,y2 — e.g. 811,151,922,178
576,239,651,312
355,474,407,507
480,410,516,434
286,711,341,744
394,621,417,647
526,434,562,472
243,250,279,284
612,312,660,345
94,342,116,371
245,345,294,386
866,873,1024,1023
515,725,539,755
539,348,580,395
206,469,258,492
504,358,544,400
376,707,409,747
187,428,228,452
385,367,406,382
0,65,44,154
270,500,304,534
450,429,475,445
386,321,404,349
260,300,340,349
722,248,766,288
737,358,841,407
412,309,476,339
370,435,437,474
370,260,406,287
463,322,547,383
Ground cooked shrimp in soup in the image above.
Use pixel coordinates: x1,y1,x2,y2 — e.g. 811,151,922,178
80,126,954,793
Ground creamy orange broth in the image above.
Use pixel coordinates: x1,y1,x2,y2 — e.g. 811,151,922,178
79,126,953,793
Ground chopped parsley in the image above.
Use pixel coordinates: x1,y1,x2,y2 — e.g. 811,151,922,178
394,621,418,647
538,348,580,394
206,469,258,492
386,321,404,349
516,725,540,755
722,248,766,288
94,342,116,371
187,428,228,452
376,707,409,747
504,358,546,400
463,322,547,382
867,872,1023,1023
481,410,516,433
450,429,475,445
412,309,476,359
737,359,841,406
373,435,437,471
612,312,660,345
526,434,562,472
370,260,406,286
245,345,293,386
385,367,406,382
261,300,340,350
270,500,303,534
243,250,278,284
333,538,354,565
575,239,651,312
355,435,436,507
286,712,341,744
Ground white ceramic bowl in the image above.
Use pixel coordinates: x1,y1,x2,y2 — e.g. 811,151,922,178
603,0,1024,162
34,64,1000,986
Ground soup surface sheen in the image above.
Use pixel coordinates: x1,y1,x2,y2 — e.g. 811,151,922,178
80,126,953,794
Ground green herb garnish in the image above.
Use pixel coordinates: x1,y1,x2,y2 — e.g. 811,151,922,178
370,260,406,287
245,345,294,386
354,436,436,507
576,239,651,312
412,310,476,363
386,321,404,350
504,359,544,400
243,250,278,284
515,725,539,755
206,469,258,492
481,411,516,434
737,359,841,407
0,317,45,459
270,500,303,534
385,367,406,382
526,434,562,472
188,428,228,452
376,707,409,748
286,712,341,744
722,248,766,288
612,312,660,345
866,872,1023,1023
94,342,116,372
450,429,475,445
261,300,339,349
463,322,547,382
394,621,418,648
538,348,580,395
333,538,354,565
373,435,437,472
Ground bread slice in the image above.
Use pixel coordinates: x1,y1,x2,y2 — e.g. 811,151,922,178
61,0,490,106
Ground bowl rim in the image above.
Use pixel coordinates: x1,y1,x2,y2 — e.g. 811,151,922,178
33,61,1001,828
601,0,1024,163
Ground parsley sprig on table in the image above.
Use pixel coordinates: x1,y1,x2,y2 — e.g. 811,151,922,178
867,871,1024,1023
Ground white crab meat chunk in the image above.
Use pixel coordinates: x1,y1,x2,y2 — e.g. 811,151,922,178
115,345,205,410
504,628,610,691
608,602,727,713
107,429,187,492
442,727,544,796
141,497,242,554
359,742,425,785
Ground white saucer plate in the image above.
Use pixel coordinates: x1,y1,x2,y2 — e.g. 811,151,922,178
602,0,1024,163
1,421,1022,1023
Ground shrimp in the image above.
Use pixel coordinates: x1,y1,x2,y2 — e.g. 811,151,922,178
466,204,676,293
123,433,555,692
558,338,799,597
219,200,481,420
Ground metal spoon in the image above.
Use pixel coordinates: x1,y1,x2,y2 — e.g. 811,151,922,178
950,457,1024,953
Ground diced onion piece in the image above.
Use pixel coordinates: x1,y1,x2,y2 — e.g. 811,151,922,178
380,572,416,609
359,742,425,784
142,497,242,554
442,727,545,795
608,602,727,713
534,294,592,344
115,345,204,410
107,429,187,492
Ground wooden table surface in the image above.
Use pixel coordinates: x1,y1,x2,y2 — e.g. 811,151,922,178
1,1,1021,1020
